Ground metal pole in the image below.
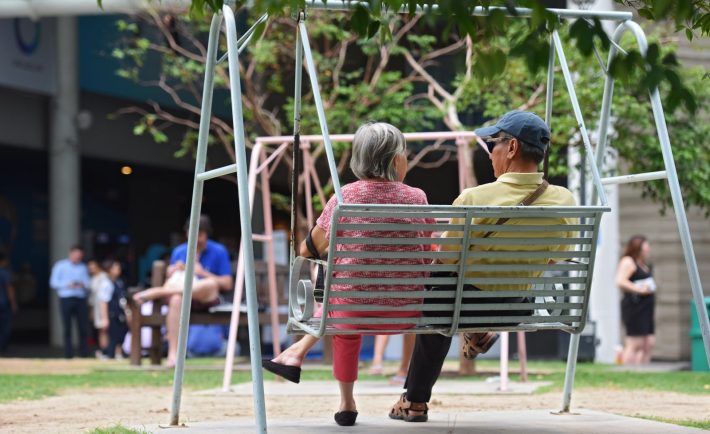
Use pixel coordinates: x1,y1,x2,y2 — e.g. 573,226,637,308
601,171,668,185
290,14,304,269
261,148,283,359
169,11,222,427
552,30,607,207
298,20,343,203
222,142,262,391
551,28,590,414
223,5,267,432
302,2,633,21
499,332,509,392
560,333,580,413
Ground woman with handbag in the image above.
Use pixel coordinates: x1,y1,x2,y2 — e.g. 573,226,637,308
616,235,656,365
262,122,434,426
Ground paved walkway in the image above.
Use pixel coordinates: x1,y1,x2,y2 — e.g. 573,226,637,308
145,380,705,433
147,409,705,433
196,379,547,397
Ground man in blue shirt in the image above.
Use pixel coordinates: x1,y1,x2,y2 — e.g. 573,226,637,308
49,245,91,358
0,251,18,353
133,215,233,367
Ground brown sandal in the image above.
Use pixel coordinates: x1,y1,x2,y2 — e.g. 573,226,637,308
462,332,499,360
389,393,428,422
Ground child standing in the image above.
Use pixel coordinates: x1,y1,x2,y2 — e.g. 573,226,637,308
106,261,128,359
88,259,113,359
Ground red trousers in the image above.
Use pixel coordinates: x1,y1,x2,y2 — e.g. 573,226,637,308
330,310,420,383
332,334,362,383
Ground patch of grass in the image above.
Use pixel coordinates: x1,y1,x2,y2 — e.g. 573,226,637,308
87,425,149,434
0,369,237,403
528,363,710,395
470,360,709,395
1,359,707,405
636,416,710,430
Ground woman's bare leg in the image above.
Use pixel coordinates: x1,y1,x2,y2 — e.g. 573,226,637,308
369,335,389,374
271,335,320,367
642,335,655,364
338,380,357,412
622,336,644,365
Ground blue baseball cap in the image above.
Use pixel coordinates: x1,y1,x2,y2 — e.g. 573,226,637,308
475,110,550,151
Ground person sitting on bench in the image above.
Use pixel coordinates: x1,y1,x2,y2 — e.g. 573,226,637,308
389,110,577,423
133,214,232,367
262,122,435,427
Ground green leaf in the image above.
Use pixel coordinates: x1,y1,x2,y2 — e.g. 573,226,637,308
150,128,168,143
133,124,146,136
685,28,694,41
637,8,655,20
367,20,380,39
569,19,594,56
646,43,659,64
350,5,370,37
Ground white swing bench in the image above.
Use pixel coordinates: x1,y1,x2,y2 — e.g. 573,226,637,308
288,203,608,337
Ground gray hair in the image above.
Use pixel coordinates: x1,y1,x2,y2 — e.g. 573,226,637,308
350,122,406,181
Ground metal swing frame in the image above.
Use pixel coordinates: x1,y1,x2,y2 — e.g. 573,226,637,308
167,4,710,432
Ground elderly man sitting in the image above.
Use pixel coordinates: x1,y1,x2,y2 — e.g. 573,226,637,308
389,110,577,423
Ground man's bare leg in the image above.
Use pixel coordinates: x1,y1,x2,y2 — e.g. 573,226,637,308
166,293,183,367
163,279,220,367
133,286,182,304
189,278,220,303
134,279,219,305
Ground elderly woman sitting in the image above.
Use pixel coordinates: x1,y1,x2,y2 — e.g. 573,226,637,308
262,122,434,426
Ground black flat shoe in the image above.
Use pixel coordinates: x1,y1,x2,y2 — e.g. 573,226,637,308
334,410,358,426
261,359,301,384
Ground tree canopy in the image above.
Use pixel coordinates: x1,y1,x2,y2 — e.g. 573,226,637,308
111,8,710,214
98,0,710,112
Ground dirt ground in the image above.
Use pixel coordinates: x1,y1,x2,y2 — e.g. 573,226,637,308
1,360,709,434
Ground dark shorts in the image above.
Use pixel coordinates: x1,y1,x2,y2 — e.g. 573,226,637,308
191,297,220,312
621,293,655,336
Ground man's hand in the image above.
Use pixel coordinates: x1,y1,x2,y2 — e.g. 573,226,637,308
167,261,186,277
193,262,211,278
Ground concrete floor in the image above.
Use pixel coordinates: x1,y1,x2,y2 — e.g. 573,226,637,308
146,409,706,434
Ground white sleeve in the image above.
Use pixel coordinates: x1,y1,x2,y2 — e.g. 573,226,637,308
97,279,114,302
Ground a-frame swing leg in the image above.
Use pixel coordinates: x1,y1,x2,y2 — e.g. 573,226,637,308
168,6,267,432
551,21,613,413
596,20,710,366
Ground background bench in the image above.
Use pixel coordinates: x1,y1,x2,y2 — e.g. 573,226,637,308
128,259,290,365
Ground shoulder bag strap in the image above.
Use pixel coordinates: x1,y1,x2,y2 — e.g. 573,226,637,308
305,226,321,259
482,180,549,239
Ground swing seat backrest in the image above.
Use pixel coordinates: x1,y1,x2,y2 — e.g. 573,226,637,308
288,203,609,337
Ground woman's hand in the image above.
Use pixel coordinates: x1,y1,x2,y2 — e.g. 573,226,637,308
635,283,651,295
